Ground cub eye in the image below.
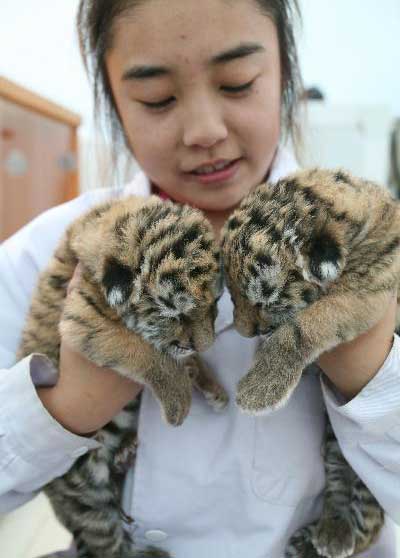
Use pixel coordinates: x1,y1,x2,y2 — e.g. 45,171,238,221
179,314,190,326
289,270,303,282
302,288,316,304
255,302,263,309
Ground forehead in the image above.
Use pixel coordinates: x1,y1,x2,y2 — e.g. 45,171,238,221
108,0,277,72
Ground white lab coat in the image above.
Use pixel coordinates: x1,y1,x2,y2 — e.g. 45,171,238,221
1,147,399,557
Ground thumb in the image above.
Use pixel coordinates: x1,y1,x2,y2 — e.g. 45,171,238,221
67,263,83,295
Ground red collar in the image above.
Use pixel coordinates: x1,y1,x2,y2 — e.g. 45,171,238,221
151,183,172,201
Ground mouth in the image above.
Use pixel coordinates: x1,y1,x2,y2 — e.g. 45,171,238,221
258,327,276,338
186,158,242,184
169,345,195,359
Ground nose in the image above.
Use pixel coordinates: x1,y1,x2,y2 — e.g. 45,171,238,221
233,318,255,338
182,95,228,148
253,324,275,336
172,340,194,351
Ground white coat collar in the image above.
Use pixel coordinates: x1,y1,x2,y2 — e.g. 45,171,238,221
124,144,299,201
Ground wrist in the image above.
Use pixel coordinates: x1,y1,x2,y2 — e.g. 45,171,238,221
318,297,396,400
38,346,142,435
318,332,394,401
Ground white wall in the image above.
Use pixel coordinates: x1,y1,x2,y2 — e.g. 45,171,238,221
1,0,399,128
297,0,400,116
0,0,92,128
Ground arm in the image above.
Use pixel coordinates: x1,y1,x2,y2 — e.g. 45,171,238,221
0,198,142,512
318,294,400,524
318,292,397,399
38,341,142,435
0,236,100,512
38,265,142,435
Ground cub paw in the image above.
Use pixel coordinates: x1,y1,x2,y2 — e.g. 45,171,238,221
113,435,138,475
204,386,229,412
311,516,356,558
161,390,192,426
285,524,320,558
183,355,229,413
236,367,293,415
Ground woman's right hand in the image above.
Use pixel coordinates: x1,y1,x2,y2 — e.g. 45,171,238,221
37,264,143,436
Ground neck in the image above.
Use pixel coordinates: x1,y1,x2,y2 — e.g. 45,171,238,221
202,207,234,239
151,183,234,239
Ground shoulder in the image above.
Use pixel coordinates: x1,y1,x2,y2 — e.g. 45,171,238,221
1,170,151,277
269,145,300,183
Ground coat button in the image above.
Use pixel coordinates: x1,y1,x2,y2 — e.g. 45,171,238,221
71,446,89,459
144,530,168,542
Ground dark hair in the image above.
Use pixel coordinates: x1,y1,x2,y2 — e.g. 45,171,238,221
77,0,303,152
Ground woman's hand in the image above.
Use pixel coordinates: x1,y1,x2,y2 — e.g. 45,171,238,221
37,264,143,435
317,291,397,401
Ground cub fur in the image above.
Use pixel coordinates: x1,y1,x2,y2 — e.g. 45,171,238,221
221,168,395,557
18,194,227,558
222,168,400,413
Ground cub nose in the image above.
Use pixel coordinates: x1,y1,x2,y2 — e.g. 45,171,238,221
172,340,194,351
253,324,276,336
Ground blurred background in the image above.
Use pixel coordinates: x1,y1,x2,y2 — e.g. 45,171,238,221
1,0,400,241
0,0,399,555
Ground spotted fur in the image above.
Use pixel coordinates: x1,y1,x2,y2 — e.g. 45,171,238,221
222,168,397,556
286,417,384,558
18,195,227,558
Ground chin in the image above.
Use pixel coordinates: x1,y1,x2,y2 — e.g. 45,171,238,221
193,188,251,212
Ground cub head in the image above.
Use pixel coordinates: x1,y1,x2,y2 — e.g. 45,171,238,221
71,196,223,358
221,174,347,337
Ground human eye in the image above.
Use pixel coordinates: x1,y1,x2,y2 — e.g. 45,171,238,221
141,96,175,110
221,79,255,95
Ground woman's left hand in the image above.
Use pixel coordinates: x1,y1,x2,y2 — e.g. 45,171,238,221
317,291,397,401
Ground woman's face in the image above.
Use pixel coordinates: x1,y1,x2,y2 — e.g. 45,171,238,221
106,0,281,213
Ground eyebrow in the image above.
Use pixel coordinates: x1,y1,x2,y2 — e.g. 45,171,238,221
122,42,265,81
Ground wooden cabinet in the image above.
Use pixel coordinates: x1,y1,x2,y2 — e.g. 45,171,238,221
0,77,81,242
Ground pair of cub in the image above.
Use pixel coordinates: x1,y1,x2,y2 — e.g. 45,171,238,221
19,168,400,558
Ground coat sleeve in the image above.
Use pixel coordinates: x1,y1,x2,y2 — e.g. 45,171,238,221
321,333,400,525
0,194,107,513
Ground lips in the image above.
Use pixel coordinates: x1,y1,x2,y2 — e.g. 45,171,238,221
186,158,242,185
186,159,238,175
192,160,232,175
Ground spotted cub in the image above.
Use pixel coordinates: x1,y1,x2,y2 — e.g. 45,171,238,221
18,195,227,558
222,168,400,414
222,168,397,557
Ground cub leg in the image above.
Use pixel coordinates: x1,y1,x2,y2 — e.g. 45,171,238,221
311,419,384,557
183,354,229,411
237,289,393,414
60,285,193,426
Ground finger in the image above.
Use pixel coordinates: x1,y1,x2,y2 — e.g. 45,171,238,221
67,263,83,295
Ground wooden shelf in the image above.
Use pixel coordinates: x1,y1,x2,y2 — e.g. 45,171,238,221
0,76,81,128
0,77,81,241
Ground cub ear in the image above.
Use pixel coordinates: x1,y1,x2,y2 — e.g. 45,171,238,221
102,257,134,307
69,202,115,268
301,231,346,286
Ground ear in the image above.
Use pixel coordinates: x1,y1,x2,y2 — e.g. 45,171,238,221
301,231,345,286
102,257,134,307
69,201,113,261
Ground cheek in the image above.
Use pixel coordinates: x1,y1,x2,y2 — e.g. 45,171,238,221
248,90,281,150
127,123,175,176
117,103,175,166
232,91,281,177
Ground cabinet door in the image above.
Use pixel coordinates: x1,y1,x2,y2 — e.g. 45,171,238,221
0,98,78,242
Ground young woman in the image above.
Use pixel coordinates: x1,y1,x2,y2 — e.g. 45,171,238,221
1,1,399,556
